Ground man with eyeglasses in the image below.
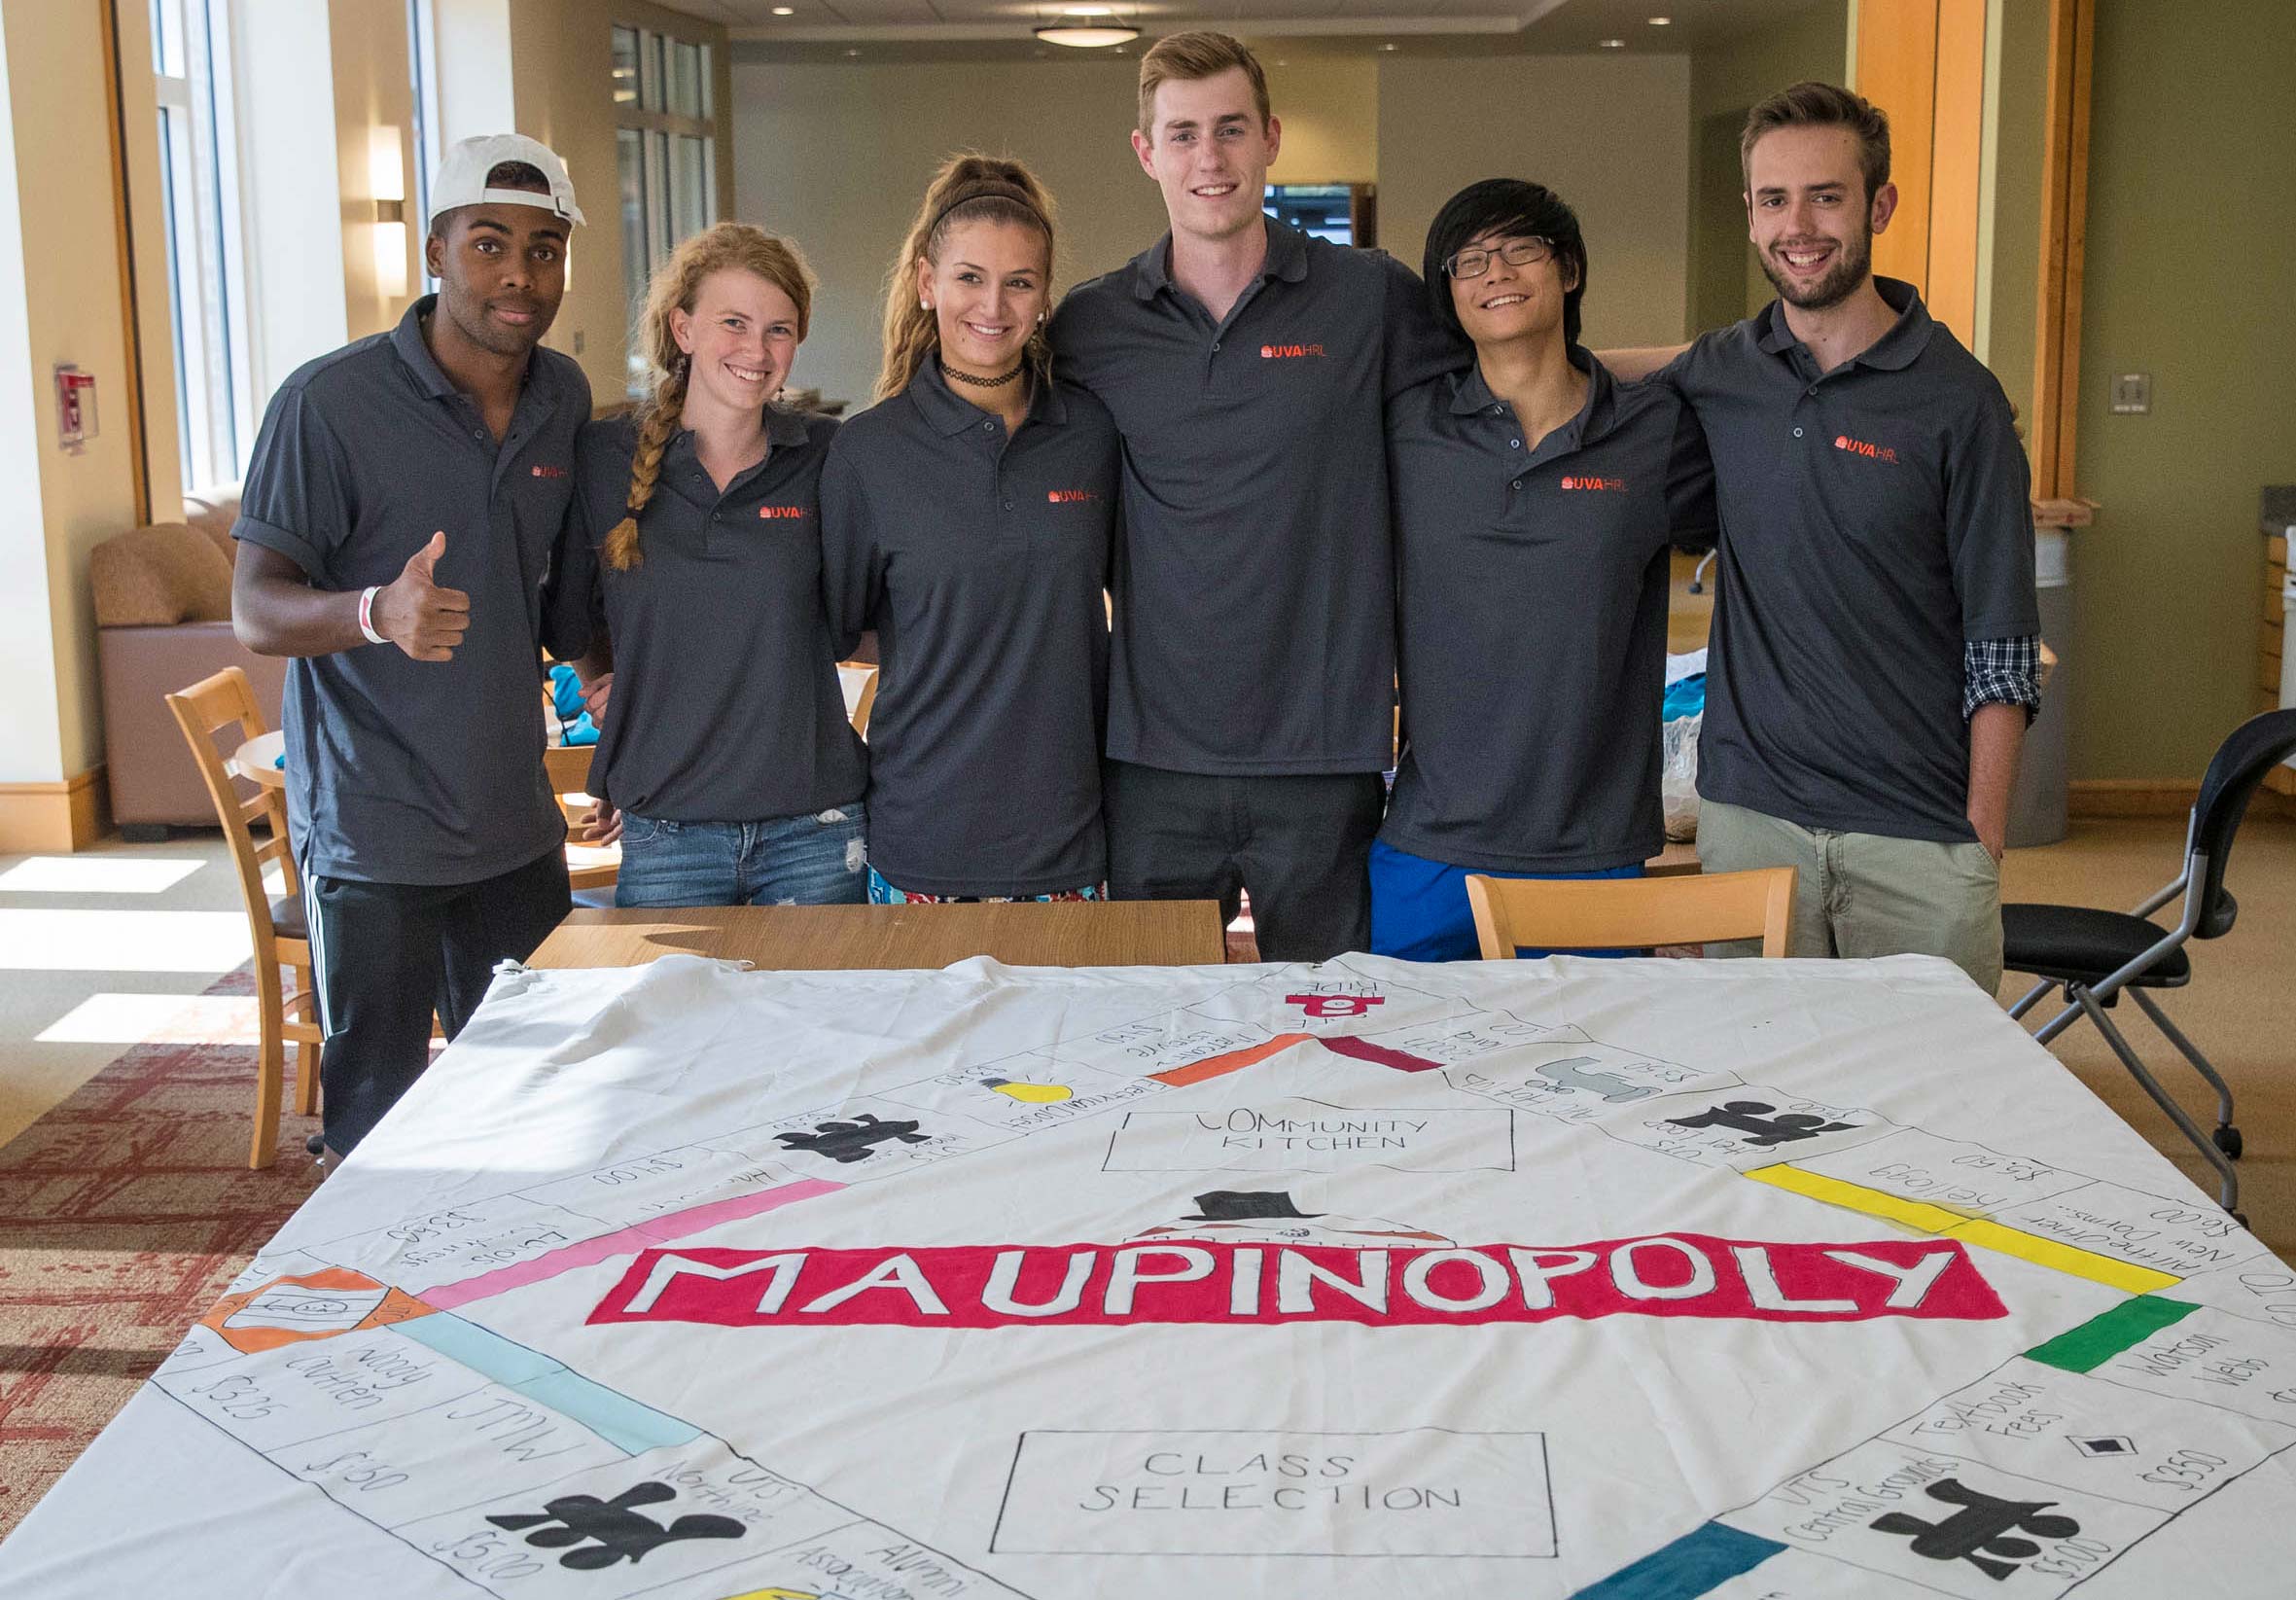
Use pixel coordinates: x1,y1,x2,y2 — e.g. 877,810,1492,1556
1374,179,1715,960
1624,84,2038,990
230,135,592,1165
1049,30,1458,960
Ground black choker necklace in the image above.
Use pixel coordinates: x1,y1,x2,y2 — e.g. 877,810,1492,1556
944,361,1024,389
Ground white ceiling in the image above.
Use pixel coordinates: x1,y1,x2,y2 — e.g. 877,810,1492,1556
656,0,1837,58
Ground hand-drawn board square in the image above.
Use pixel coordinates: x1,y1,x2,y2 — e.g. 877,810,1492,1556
1101,1098,1516,1175
989,1428,1555,1557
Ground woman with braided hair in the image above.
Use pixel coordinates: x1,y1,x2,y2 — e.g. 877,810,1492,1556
563,222,868,907
820,154,1118,903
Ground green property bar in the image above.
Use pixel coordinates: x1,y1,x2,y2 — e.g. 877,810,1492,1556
2025,1295,2200,1373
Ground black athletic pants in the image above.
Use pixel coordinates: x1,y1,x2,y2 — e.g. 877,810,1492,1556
305,846,570,1155
1104,762,1384,962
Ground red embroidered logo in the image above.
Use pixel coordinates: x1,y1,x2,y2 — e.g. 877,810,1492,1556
1561,476,1627,492
529,464,568,479
759,506,809,520
1259,343,1326,360
1833,434,1899,463
1046,490,1099,504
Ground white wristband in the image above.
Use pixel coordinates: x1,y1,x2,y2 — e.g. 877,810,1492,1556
357,585,387,646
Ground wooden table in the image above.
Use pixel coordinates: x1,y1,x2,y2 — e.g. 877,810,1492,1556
530,900,1228,971
228,729,286,790
1646,839,1700,876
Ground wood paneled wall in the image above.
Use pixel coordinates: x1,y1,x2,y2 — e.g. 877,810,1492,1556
1854,0,1986,345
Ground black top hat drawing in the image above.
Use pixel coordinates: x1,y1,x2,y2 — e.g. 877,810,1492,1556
1183,1191,1325,1222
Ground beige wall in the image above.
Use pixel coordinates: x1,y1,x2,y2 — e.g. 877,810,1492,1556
2065,0,2296,779
0,0,143,783
732,50,1691,400
1687,0,1852,330
509,0,734,401
1976,0,2049,424
114,1,181,519
0,0,63,784
729,56,1168,409
1378,53,1693,346
332,0,420,342
1267,55,1375,186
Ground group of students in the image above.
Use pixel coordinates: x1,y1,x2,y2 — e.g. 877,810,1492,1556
230,32,2039,1164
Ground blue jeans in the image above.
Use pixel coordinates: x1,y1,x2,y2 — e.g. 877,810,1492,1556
615,804,868,908
867,869,1105,905
1369,837,1644,961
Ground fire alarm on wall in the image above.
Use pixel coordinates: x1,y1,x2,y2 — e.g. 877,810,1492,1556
54,364,97,450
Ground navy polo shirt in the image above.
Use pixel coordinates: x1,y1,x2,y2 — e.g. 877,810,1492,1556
1658,278,2038,842
233,295,589,886
1382,352,1717,871
1049,218,1460,776
564,409,866,824
820,360,1116,897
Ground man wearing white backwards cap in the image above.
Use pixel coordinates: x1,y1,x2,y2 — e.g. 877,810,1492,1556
231,135,591,1166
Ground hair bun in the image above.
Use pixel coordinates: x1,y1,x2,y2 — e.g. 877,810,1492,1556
955,155,1020,185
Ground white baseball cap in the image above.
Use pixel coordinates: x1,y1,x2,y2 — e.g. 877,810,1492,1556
427,134,585,229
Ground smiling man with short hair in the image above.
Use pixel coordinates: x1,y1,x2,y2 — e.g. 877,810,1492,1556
1050,31,1457,960
230,133,592,1162
1657,83,2039,990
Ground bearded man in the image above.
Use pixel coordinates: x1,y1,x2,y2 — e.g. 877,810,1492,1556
1648,82,2039,991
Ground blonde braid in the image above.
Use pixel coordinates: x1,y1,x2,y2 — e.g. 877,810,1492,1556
604,365,687,571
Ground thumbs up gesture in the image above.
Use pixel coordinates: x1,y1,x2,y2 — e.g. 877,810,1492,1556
371,531,471,662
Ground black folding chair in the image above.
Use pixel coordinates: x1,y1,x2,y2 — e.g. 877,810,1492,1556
2003,708,2296,1222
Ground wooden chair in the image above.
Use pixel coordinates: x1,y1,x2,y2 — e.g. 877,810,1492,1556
1465,868,1798,960
164,667,321,1168
545,743,619,894
838,661,879,736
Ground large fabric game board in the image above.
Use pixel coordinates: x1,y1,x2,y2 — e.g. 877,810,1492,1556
8,951,2295,1597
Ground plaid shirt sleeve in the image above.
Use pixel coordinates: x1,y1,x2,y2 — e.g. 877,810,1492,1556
1964,634,2042,722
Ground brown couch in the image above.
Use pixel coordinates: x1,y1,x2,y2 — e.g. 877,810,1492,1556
92,485,289,835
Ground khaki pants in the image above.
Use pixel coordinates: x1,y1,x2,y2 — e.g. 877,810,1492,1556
1695,798,2004,993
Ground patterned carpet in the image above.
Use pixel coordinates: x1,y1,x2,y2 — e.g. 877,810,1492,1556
0,967,319,1537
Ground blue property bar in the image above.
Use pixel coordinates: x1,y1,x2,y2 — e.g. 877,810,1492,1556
400,1312,701,1454
1573,1521,1786,1599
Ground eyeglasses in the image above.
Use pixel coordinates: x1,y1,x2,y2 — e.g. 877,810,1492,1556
1443,237,1555,279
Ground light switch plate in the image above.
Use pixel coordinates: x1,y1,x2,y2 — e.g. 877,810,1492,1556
2110,372,2151,413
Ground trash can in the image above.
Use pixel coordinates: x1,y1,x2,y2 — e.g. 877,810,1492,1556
2008,527,2072,848
2281,571,2296,764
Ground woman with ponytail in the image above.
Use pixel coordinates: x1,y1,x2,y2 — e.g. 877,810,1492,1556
565,222,868,907
820,154,1119,903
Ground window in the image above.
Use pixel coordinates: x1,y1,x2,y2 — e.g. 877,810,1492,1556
1263,185,1376,249
151,0,255,488
407,0,441,238
612,20,718,395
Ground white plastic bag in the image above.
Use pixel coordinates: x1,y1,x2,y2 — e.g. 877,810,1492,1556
1662,713,1701,840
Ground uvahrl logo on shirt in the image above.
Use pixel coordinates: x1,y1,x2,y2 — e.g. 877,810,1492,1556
1834,434,1900,463
759,506,809,519
1561,475,1627,492
529,464,569,479
1260,342,1325,359
1046,489,1099,505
